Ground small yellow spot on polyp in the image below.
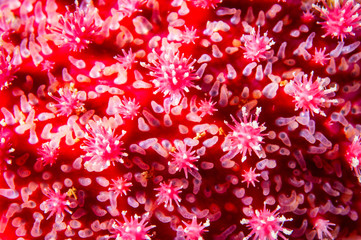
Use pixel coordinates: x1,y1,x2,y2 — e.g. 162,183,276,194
232,39,241,47
279,80,288,87
67,187,77,200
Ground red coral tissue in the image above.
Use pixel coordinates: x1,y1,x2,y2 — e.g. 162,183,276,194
0,0,361,239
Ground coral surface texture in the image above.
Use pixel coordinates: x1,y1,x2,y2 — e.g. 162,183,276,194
0,0,361,239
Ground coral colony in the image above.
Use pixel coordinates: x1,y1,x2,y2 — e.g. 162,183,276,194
2,0,361,239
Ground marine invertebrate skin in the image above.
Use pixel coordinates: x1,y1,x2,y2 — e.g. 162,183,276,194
117,0,148,18
190,0,223,9
0,0,361,239
0,127,13,168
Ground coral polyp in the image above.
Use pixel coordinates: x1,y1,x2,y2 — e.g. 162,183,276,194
145,41,199,105
109,177,133,197
0,127,14,168
40,187,72,220
284,71,338,116
313,218,336,240
0,48,18,90
0,0,361,239
241,27,275,62
346,135,361,181
49,0,103,51
241,167,261,188
241,205,293,240
155,181,183,209
181,216,210,240
222,107,266,162
313,0,361,40
37,142,59,166
169,140,200,179
112,211,155,240
81,118,127,172
48,86,85,116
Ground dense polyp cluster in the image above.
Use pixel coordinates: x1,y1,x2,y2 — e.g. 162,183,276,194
0,0,361,239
